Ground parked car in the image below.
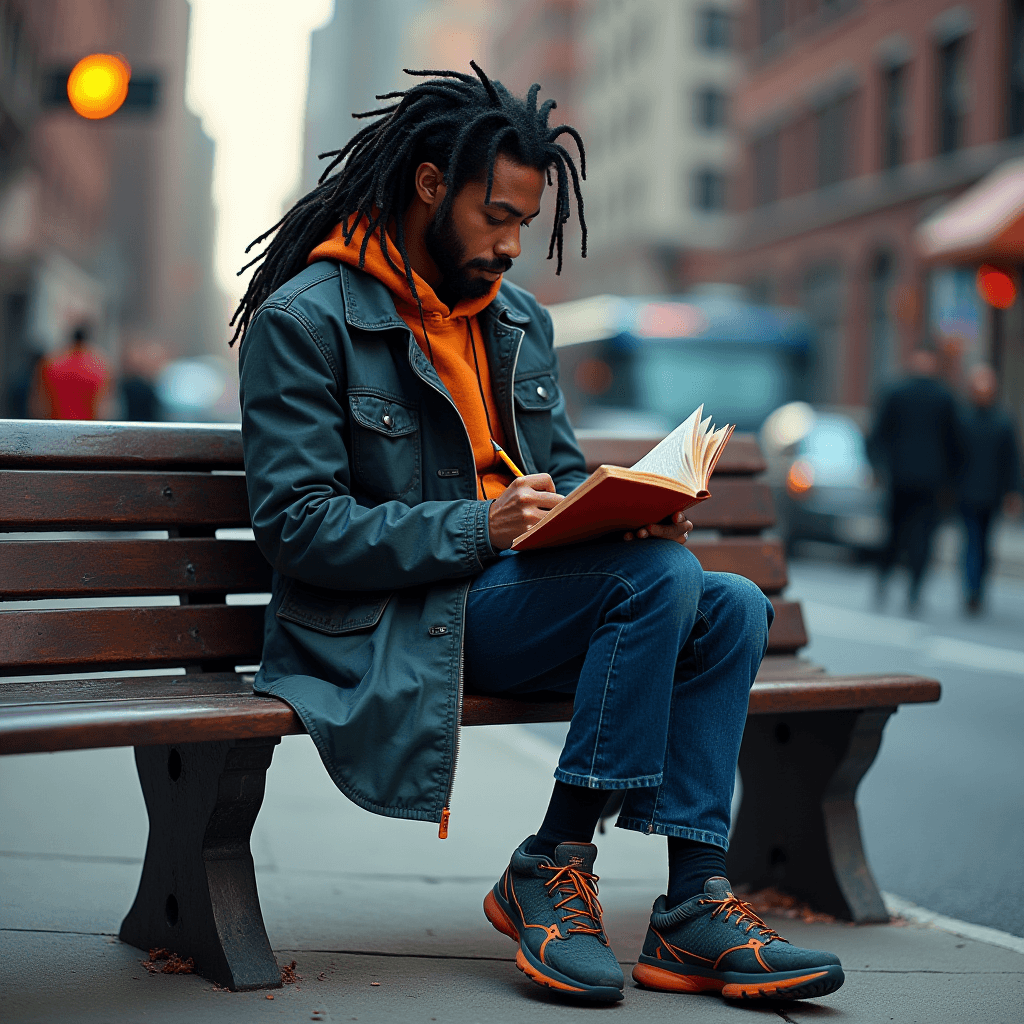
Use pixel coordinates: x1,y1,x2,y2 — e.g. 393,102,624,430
761,402,885,555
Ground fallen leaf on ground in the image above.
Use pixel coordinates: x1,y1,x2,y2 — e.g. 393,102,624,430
733,886,836,924
281,960,301,984
370,981,380,986
140,948,195,975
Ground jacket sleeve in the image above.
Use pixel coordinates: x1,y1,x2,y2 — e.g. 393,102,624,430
238,304,495,591
536,304,590,494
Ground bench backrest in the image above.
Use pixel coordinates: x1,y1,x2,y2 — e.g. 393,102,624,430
0,420,806,683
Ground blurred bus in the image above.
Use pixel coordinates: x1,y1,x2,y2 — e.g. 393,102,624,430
549,285,812,434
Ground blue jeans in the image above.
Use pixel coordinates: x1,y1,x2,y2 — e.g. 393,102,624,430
464,539,774,851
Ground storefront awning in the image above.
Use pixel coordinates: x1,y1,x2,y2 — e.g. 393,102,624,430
917,158,1024,264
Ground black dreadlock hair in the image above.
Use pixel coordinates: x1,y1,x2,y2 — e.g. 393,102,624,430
229,61,586,345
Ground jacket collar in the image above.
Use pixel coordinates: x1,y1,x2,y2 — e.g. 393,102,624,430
338,263,531,332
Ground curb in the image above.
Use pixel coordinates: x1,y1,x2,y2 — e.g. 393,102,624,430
882,892,1024,955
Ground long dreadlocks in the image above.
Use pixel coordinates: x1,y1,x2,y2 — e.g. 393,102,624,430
229,61,586,345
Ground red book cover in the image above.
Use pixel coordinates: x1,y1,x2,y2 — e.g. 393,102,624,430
511,466,711,552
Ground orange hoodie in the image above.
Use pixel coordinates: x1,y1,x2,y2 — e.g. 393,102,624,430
309,217,513,499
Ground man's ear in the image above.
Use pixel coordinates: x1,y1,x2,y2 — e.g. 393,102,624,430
414,162,447,207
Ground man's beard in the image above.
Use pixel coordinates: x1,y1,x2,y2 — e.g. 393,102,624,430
424,209,512,308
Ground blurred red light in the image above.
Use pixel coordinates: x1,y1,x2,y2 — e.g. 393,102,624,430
976,265,1017,309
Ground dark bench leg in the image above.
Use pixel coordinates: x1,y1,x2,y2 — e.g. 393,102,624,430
119,737,282,991
727,708,894,923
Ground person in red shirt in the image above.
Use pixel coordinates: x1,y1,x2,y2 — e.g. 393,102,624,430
34,324,112,420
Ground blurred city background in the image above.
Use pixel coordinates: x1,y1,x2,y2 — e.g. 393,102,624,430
1,0,1022,561
2,0,1023,950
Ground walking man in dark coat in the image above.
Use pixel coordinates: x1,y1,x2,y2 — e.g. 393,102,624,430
869,349,966,611
958,364,1021,612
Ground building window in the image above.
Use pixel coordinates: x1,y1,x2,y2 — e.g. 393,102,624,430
693,87,729,130
937,35,969,154
1009,0,1024,136
752,131,779,206
696,6,731,51
758,0,785,47
817,93,854,188
881,64,908,169
691,168,727,211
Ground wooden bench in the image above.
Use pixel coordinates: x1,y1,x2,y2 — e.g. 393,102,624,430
0,419,940,991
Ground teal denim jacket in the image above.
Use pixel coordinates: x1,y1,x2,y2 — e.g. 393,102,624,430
238,260,589,825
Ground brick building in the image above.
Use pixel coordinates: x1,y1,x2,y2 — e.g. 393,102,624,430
716,0,1024,408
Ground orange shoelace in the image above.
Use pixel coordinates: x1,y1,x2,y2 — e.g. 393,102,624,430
700,895,784,942
540,864,607,938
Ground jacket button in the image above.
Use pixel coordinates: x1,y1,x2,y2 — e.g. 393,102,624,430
428,625,448,636
536,385,549,399
382,414,393,427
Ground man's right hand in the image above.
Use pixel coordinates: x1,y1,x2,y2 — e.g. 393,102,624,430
488,474,564,550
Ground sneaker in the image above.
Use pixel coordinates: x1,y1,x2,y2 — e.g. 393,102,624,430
484,838,624,1002
632,877,845,1001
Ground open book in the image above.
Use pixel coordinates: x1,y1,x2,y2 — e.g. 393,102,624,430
511,405,734,552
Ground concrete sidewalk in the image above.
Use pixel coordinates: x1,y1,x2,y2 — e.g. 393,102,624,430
2,726,1022,1023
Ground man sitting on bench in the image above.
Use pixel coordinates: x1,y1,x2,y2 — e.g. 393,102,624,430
234,63,845,1005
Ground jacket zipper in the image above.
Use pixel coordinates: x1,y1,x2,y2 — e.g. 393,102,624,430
407,332,477,840
409,319,527,838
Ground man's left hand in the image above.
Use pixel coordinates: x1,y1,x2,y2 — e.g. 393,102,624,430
624,511,693,544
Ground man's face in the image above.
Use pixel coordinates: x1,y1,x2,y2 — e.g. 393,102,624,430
424,153,545,305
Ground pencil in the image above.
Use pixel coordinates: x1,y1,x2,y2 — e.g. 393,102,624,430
491,439,524,478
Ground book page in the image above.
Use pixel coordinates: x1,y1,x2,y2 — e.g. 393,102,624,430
631,406,702,488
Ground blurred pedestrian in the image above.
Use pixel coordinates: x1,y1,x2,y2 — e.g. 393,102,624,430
32,323,112,420
869,348,966,611
120,337,166,421
958,364,1022,613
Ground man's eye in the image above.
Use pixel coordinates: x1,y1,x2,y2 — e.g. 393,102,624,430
485,215,503,226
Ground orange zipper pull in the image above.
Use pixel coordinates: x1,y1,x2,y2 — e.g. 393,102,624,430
438,807,450,839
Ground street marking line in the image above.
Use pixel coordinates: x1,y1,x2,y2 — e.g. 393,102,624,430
882,892,1024,956
802,601,1024,678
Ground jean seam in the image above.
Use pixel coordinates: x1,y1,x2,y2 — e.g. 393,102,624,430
588,618,625,779
468,570,638,596
692,608,710,677
615,817,729,850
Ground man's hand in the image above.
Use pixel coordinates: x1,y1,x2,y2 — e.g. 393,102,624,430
624,511,693,545
488,474,564,550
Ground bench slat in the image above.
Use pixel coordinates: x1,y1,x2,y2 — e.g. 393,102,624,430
578,433,766,476
0,471,250,529
767,600,807,652
0,539,271,598
689,537,787,593
0,420,244,470
0,673,941,755
687,479,775,533
0,605,264,672
0,598,804,673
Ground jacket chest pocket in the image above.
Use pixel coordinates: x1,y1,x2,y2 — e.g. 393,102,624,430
513,373,560,472
348,393,420,500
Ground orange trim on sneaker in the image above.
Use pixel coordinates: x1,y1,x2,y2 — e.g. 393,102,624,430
516,950,587,993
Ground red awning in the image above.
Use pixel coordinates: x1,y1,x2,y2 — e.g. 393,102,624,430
917,158,1024,264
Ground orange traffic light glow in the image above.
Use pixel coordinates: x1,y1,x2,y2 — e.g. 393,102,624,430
67,54,131,120
976,264,1017,310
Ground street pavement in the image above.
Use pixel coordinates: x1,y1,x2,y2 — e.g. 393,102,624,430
3,551,1024,1020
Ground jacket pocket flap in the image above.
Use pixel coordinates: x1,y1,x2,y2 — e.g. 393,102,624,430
349,393,418,436
513,374,559,411
277,580,392,636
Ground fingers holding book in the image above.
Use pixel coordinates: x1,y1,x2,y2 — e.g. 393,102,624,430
624,511,693,545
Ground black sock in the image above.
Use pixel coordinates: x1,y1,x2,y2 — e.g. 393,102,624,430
666,837,728,908
527,781,612,860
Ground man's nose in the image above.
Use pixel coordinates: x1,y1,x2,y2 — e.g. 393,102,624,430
495,227,521,261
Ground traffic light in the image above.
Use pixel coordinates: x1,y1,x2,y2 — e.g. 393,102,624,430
975,264,1017,310
66,54,131,119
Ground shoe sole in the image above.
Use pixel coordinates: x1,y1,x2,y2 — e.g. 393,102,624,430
633,958,845,1001
483,888,624,1003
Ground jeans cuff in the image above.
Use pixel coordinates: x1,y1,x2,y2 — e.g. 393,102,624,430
554,768,663,790
614,817,729,851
